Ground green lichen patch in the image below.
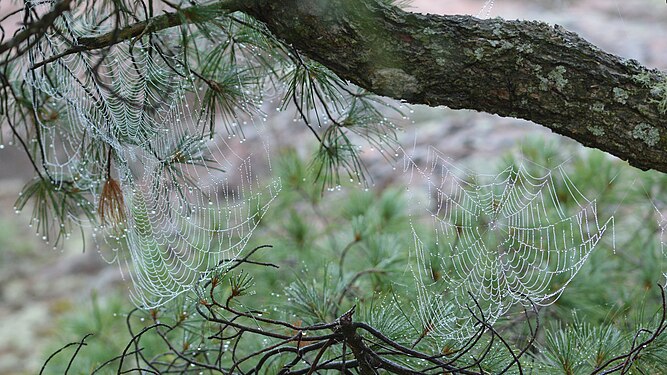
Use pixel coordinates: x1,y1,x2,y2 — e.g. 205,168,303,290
587,125,605,137
632,123,660,147
516,43,533,54
539,66,568,91
649,83,667,114
612,87,628,104
474,47,485,61
492,24,504,37
632,72,652,86
631,71,667,114
591,103,605,113
422,27,438,36
487,40,514,51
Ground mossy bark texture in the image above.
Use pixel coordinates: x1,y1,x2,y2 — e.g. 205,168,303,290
240,0,667,173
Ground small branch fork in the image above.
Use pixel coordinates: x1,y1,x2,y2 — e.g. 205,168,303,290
41,249,667,374
591,283,667,375
0,0,73,58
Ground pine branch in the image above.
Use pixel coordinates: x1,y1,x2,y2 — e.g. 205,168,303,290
29,0,246,69
18,0,667,173
0,0,73,55
238,0,667,174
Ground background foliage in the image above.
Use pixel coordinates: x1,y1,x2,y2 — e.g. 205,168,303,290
39,141,667,373
2,0,667,374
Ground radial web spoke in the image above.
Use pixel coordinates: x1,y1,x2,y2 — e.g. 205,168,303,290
405,147,613,340
24,2,280,308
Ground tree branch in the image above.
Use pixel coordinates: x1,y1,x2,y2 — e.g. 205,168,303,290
0,0,73,55
238,0,667,173
29,0,245,69
20,0,667,173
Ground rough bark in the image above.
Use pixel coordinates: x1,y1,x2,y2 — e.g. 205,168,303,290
238,0,667,173
10,0,667,172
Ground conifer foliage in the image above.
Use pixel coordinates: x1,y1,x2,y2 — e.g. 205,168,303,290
2,0,667,373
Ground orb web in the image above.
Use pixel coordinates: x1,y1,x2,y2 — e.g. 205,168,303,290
658,209,667,278
477,0,496,18
404,147,614,340
23,2,280,308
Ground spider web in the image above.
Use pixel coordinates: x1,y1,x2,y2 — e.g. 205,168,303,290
656,206,667,278
23,2,280,308
477,0,496,18
404,147,614,340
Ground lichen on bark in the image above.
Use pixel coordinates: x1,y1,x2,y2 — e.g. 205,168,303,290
48,0,667,173
239,0,667,173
